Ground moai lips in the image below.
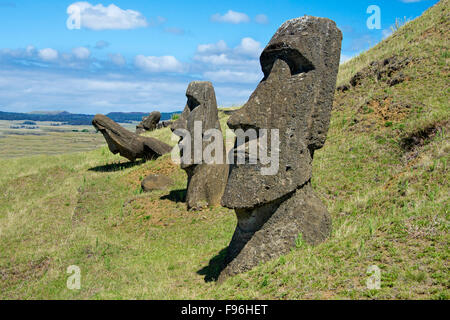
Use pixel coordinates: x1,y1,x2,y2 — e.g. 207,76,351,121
219,16,342,280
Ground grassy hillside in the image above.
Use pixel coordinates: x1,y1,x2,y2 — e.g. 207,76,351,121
0,1,448,299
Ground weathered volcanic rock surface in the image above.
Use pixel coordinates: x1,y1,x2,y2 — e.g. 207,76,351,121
219,16,342,280
141,174,173,192
136,111,161,134
92,114,172,161
135,126,146,135
219,183,331,279
171,81,229,210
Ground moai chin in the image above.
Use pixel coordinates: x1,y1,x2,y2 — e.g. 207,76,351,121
171,81,229,210
219,16,342,280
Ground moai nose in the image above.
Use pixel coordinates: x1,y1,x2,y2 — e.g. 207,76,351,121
227,95,261,131
227,58,293,132
227,108,245,130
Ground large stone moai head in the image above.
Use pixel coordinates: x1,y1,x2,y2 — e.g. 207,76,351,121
171,81,229,210
222,16,342,208
218,16,342,280
92,114,172,162
136,111,161,134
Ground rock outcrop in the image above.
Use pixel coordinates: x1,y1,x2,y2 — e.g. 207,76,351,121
337,55,412,92
141,174,173,192
171,81,229,210
92,114,172,161
219,16,342,280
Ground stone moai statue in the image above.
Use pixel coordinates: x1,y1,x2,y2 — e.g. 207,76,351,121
92,114,172,161
136,111,161,134
171,81,229,210
219,16,342,280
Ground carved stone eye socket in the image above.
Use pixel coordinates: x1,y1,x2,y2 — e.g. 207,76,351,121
260,44,315,80
187,95,200,111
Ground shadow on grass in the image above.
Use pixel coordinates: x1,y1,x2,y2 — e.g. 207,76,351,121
197,247,228,282
160,189,186,203
88,160,144,172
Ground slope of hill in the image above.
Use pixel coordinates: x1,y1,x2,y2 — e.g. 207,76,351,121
0,1,448,299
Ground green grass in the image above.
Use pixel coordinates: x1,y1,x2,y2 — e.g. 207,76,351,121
0,0,448,299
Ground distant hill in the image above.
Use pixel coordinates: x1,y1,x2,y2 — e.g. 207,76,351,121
0,110,180,125
28,111,69,115
106,112,177,123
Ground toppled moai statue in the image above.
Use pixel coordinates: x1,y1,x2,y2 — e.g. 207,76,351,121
219,16,342,280
171,81,229,210
156,120,173,130
136,111,161,134
92,114,172,161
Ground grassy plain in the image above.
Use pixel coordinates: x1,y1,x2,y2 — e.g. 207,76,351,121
0,120,136,158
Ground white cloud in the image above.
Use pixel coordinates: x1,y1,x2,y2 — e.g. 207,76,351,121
38,48,59,61
194,37,262,66
211,10,250,24
197,40,228,54
235,37,262,58
108,53,126,66
193,37,263,85
214,86,253,105
72,47,91,59
26,45,36,56
194,53,251,66
254,14,269,24
0,35,265,113
0,48,22,58
0,68,189,113
67,2,148,30
134,55,183,73
203,70,262,83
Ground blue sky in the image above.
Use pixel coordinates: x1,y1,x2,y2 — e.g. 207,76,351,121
0,0,439,114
